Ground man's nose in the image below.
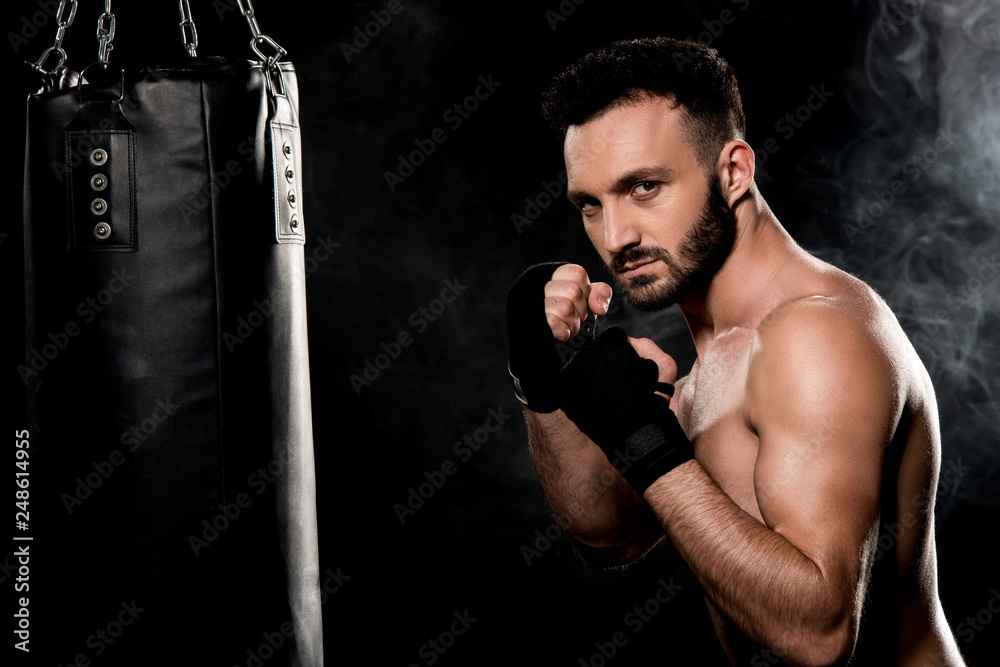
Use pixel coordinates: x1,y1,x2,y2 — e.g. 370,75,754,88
603,204,641,254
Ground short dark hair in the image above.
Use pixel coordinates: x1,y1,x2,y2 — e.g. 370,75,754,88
541,37,746,169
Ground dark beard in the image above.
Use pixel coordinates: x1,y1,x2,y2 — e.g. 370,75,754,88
608,176,737,312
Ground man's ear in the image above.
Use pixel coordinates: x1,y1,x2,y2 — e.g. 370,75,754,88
715,139,755,208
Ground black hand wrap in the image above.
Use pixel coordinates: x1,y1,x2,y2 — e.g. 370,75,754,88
506,263,569,413
557,327,694,495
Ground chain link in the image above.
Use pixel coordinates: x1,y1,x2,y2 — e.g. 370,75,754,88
27,0,78,76
235,0,286,70
178,0,198,56
96,0,115,64
55,0,78,29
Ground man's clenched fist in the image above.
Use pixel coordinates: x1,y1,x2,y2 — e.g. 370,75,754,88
544,264,613,342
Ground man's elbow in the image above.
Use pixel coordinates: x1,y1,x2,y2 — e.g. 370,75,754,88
772,615,855,667
571,534,662,568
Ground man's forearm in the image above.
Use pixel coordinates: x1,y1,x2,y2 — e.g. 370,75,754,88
644,460,856,665
525,408,661,552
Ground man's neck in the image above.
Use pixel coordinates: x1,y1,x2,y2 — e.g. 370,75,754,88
677,190,810,356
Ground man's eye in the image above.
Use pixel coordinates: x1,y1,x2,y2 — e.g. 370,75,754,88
633,181,658,196
579,200,600,215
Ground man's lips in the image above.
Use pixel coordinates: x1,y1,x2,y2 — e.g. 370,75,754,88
619,258,660,279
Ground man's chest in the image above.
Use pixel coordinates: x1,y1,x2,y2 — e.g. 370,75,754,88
672,333,764,522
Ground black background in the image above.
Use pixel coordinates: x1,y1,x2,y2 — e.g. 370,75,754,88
8,1,1000,665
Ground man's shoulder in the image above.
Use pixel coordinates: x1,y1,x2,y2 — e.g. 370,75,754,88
741,281,907,447
747,266,914,400
755,264,898,351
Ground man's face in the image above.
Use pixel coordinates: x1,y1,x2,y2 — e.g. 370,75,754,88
564,96,736,312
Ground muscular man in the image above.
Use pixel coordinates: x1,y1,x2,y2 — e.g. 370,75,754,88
506,38,965,665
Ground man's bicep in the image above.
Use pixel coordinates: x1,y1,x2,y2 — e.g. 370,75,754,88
747,302,898,580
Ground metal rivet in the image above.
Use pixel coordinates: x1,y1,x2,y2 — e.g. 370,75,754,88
93,222,111,239
282,143,292,157
287,190,296,206
91,174,107,191
285,167,294,181
91,149,107,166
91,198,108,215
290,217,299,230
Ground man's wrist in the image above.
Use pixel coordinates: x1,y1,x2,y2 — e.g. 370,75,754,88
614,398,694,495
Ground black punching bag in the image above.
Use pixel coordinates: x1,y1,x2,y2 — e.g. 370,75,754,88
21,6,322,665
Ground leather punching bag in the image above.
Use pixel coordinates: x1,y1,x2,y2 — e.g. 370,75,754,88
21,4,323,665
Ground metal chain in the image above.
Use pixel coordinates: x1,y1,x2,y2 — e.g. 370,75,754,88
95,0,115,64
178,0,198,57
28,0,78,76
29,1,281,77
236,0,286,70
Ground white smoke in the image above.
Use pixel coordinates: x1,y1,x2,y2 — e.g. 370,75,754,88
816,0,1000,514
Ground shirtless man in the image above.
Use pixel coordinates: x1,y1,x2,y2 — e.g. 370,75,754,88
505,38,966,665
